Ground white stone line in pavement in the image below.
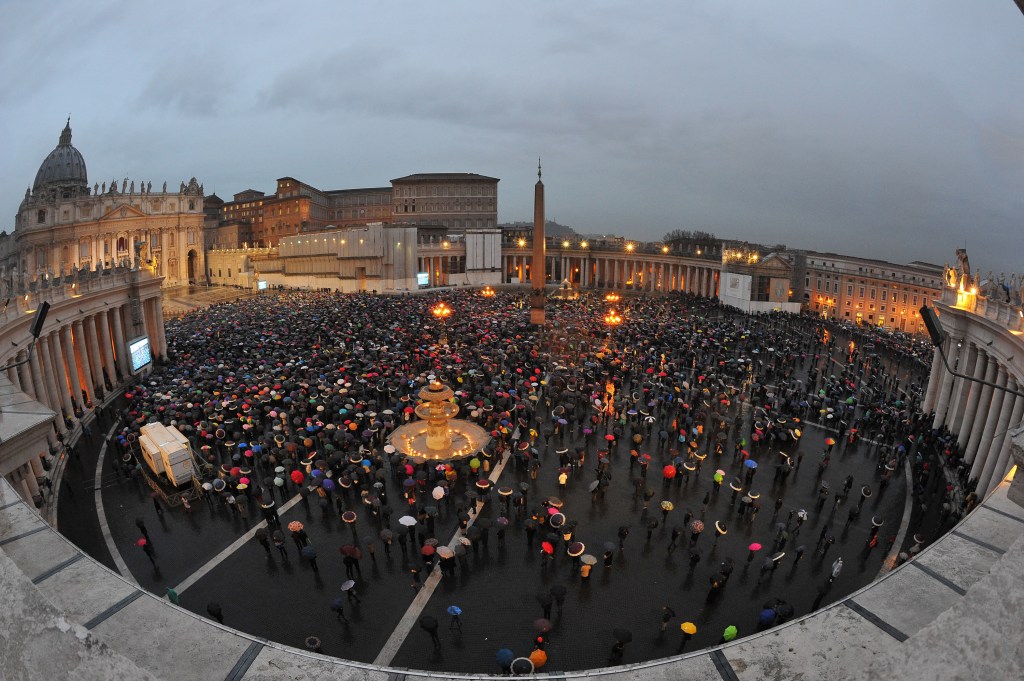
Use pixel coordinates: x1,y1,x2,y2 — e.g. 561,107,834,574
373,453,512,666
879,457,915,576
95,420,137,585
173,492,302,595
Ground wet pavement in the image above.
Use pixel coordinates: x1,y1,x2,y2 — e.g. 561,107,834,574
57,298,918,674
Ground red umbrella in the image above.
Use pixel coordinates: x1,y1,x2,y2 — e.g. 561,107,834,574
421,545,436,556
662,465,677,479
605,434,615,442
290,470,305,484
136,538,147,547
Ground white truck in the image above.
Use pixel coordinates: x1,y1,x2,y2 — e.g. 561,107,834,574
139,423,194,487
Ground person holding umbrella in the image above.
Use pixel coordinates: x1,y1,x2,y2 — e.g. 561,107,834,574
138,538,156,567
829,556,844,583
609,628,631,664
660,605,676,632
301,544,320,575
419,615,441,649
330,596,348,622
447,605,463,632
580,553,596,580
679,621,697,651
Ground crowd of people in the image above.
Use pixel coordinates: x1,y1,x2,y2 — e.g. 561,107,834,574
112,288,961,672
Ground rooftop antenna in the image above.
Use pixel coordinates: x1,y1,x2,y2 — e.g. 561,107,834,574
538,157,542,180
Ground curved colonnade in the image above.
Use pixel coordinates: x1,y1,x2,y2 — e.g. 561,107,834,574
0,266,165,507
501,244,720,296
922,286,1024,497
1,273,1022,679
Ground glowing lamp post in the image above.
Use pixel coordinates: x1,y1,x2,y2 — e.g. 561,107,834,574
481,286,495,298
432,301,452,345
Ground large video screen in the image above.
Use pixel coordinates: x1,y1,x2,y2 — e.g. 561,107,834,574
129,336,152,373
257,280,268,290
417,272,429,287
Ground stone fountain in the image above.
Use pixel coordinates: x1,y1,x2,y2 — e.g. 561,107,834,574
388,379,491,462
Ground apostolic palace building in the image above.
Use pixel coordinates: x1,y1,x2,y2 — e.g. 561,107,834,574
0,120,1022,680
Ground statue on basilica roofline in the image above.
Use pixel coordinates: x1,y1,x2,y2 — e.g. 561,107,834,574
943,263,957,289
954,248,972,291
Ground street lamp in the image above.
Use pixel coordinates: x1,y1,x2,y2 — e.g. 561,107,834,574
604,309,623,326
481,286,495,298
432,301,453,345
605,292,620,304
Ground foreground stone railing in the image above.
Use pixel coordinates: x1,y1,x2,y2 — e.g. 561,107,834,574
1,462,1022,680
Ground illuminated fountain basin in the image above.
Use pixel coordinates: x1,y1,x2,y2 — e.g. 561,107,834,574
388,380,491,461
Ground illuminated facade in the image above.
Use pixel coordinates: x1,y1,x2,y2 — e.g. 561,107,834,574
6,121,206,286
788,251,944,332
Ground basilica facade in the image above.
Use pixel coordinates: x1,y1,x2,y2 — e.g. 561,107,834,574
4,120,206,286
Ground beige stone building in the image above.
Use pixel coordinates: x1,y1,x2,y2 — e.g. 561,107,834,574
6,120,207,286
786,250,944,333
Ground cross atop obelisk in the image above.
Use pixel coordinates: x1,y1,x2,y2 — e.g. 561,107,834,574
530,158,546,325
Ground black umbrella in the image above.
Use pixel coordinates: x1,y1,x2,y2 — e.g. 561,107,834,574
511,657,534,675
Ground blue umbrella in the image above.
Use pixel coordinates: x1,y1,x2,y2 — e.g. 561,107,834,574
495,648,515,667
447,605,462,616
744,459,758,469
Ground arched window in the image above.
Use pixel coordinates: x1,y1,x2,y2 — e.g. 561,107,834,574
117,236,128,252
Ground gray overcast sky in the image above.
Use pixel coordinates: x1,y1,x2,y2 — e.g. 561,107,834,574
1,0,1021,275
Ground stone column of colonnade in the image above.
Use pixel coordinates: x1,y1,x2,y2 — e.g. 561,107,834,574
931,337,960,429
6,460,42,503
39,333,69,419
971,367,1008,475
980,387,1024,494
946,342,980,435
963,357,999,462
922,347,943,414
7,303,135,439
110,305,129,378
59,325,84,411
7,355,21,391
98,312,117,387
84,315,105,394
69,321,93,406
143,298,166,361
975,376,1022,493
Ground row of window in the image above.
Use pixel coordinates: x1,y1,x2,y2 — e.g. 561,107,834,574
397,185,495,198
397,200,495,213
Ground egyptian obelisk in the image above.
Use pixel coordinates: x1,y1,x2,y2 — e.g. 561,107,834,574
530,158,546,325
